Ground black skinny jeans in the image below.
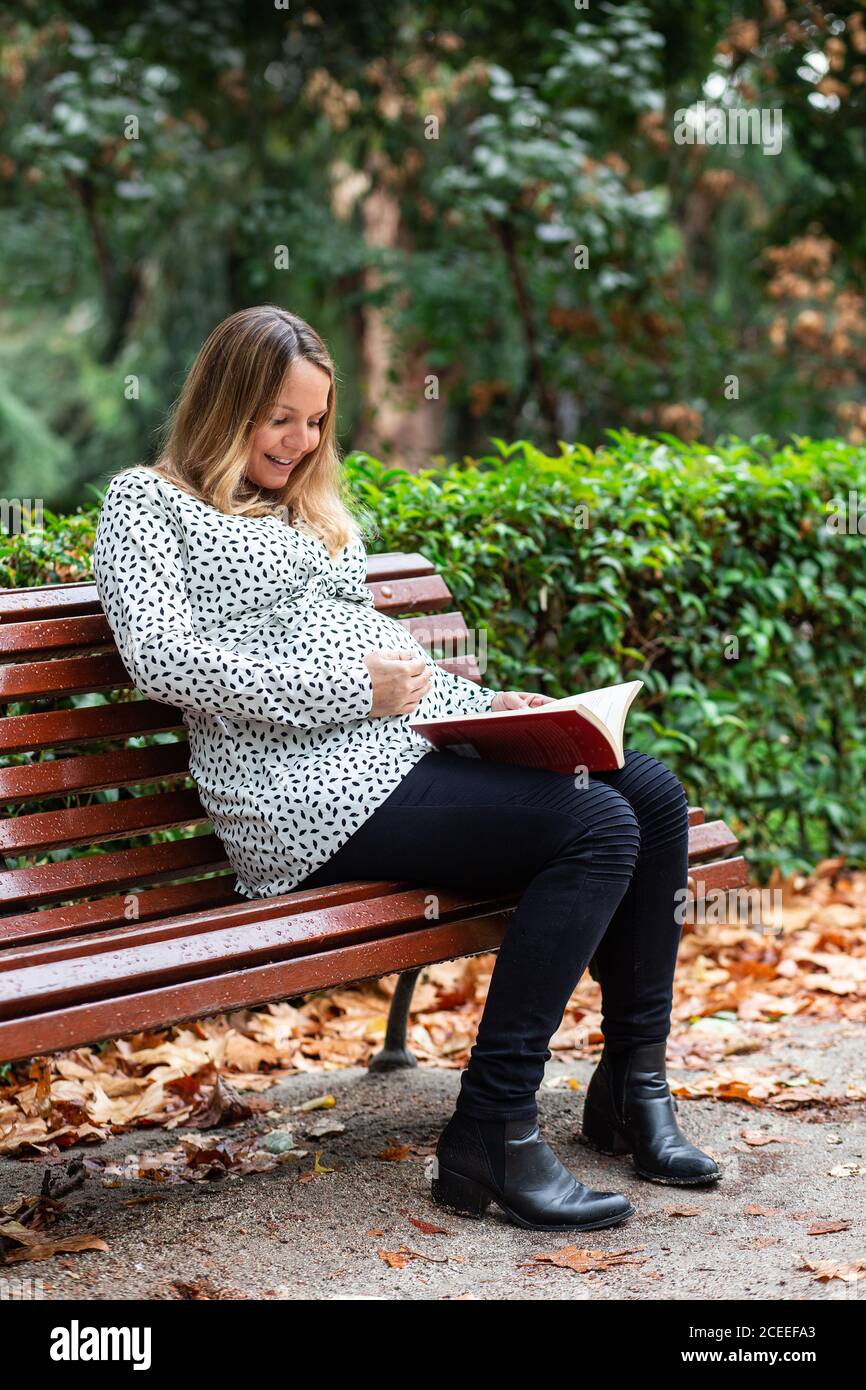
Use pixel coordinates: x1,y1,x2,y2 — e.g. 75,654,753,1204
295,748,689,1123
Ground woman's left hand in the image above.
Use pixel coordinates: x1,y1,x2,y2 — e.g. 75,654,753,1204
490,691,556,711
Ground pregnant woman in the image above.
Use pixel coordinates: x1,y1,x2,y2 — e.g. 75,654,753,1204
92,305,720,1235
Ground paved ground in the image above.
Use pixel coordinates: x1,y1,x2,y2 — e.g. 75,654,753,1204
1,1017,864,1301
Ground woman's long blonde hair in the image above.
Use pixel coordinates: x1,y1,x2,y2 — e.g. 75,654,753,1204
144,305,367,557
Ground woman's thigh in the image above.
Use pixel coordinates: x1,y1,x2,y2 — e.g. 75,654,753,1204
298,750,627,893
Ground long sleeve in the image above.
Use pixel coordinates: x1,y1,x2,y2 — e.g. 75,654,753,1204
91,470,374,729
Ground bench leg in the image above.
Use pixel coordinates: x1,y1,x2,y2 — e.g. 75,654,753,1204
368,968,422,1072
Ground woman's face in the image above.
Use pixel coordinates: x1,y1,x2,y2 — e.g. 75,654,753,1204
245,358,331,490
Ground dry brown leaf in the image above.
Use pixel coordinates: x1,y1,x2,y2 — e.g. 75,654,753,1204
741,1129,804,1146
409,1217,450,1235
800,1256,866,1282
379,1247,414,1268
375,1143,413,1162
814,857,847,879
185,1073,255,1129
2,1234,109,1266
525,1245,647,1273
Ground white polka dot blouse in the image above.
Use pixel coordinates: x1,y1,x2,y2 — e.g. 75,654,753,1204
91,466,497,899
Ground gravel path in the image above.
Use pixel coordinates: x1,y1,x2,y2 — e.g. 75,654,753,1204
2,1017,864,1301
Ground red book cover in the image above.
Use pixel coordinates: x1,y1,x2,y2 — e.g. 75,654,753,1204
410,681,643,774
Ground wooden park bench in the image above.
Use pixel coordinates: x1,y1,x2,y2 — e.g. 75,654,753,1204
0,553,749,1068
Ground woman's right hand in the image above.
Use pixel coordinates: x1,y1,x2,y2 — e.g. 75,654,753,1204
364,649,432,717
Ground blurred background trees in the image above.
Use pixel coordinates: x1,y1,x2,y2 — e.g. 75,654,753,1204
1,0,865,506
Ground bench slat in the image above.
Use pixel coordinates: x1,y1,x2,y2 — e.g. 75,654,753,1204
0,651,130,703
0,788,207,856
1,880,425,973
0,911,514,1064
0,614,112,657
0,700,184,756
0,740,191,804
367,574,452,615
0,876,406,949
0,875,239,946
0,832,229,911
685,820,739,861
689,856,749,894
434,655,482,682
0,885,521,1017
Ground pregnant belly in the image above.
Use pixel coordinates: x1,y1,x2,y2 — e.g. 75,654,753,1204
202,594,439,727
281,598,445,736
269,596,430,668
188,594,446,779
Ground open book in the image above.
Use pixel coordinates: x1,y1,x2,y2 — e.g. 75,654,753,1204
409,680,643,773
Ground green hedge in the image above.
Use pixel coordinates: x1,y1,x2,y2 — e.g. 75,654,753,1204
3,433,865,880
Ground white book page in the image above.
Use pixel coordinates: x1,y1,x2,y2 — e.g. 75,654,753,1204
548,680,644,760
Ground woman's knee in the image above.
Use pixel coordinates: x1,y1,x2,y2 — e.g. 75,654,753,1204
618,750,689,852
553,779,641,882
627,750,688,806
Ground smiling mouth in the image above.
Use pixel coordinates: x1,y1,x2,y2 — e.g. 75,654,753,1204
265,453,297,468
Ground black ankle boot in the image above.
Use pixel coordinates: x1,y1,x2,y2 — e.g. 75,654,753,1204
578,1041,721,1186
431,1110,635,1232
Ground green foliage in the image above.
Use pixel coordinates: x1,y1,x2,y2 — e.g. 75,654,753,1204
4,434,864,882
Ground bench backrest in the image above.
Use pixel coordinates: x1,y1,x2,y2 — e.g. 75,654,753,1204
0,553,488,947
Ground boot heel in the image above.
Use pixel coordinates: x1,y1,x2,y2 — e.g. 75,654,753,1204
430,1158,492,1218
580,1108,633,1156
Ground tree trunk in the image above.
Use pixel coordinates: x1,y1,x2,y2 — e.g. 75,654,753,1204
353,156,445,470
